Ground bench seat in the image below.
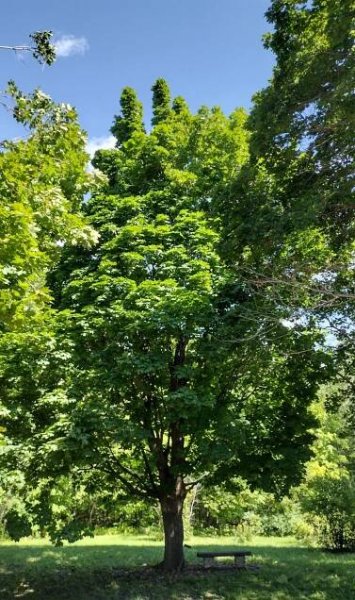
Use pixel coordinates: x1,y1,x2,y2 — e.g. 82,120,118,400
197,550,252,568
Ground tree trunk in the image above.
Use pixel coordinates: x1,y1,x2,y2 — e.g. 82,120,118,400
160,494,185,571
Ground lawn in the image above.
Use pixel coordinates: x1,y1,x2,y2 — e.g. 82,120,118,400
0,534,354,599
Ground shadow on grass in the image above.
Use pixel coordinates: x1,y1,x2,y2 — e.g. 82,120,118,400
0,541,354,600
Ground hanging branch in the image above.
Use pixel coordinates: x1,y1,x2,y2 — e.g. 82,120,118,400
0,31,56,65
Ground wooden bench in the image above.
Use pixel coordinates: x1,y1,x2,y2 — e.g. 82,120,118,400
197,550,252,569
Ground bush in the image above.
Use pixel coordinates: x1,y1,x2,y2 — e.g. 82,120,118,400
192,482,260,535
258,496,300,537
0,471,27,540
295,397,355,552
293,518,319,546
191,481,300,538
298,474,355,551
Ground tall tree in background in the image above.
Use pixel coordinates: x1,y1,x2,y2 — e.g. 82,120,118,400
0,84,99,455
224,0,354,376
250,0,354,247
1,81,330,571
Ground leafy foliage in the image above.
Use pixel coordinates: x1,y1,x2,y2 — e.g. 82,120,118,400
2,7,349,565
111,87,145,145
151,78,172,125
225,0,354,341
29,31,56,65
0,81,332,571
0,83,99,331
0,84,102,490
0,31,56,65
193,483,298,538
296,395,355,551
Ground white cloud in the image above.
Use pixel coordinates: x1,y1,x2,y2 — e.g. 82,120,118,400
86,135,116,158
54,35,89,58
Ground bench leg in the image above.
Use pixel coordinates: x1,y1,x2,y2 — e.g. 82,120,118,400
234,555,246,569
203,557,216,568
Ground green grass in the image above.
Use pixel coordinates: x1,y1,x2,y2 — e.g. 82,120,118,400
0,534,354,599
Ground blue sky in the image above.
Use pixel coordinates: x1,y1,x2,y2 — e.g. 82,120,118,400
1,0,274,151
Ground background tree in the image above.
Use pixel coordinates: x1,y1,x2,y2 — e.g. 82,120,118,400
221,2,354,549
0,82,98,331
0,84,100,460
224,0,354,337
1,81,331,571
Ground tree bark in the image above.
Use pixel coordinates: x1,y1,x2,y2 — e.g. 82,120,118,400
160,493,185,571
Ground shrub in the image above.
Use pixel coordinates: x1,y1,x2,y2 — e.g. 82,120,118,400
298,474,355,551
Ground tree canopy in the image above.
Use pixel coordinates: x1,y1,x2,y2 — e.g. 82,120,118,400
0,82,98,332
223,0,354,365
0,80,331,571
0,83,100,469
1,0,353,574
